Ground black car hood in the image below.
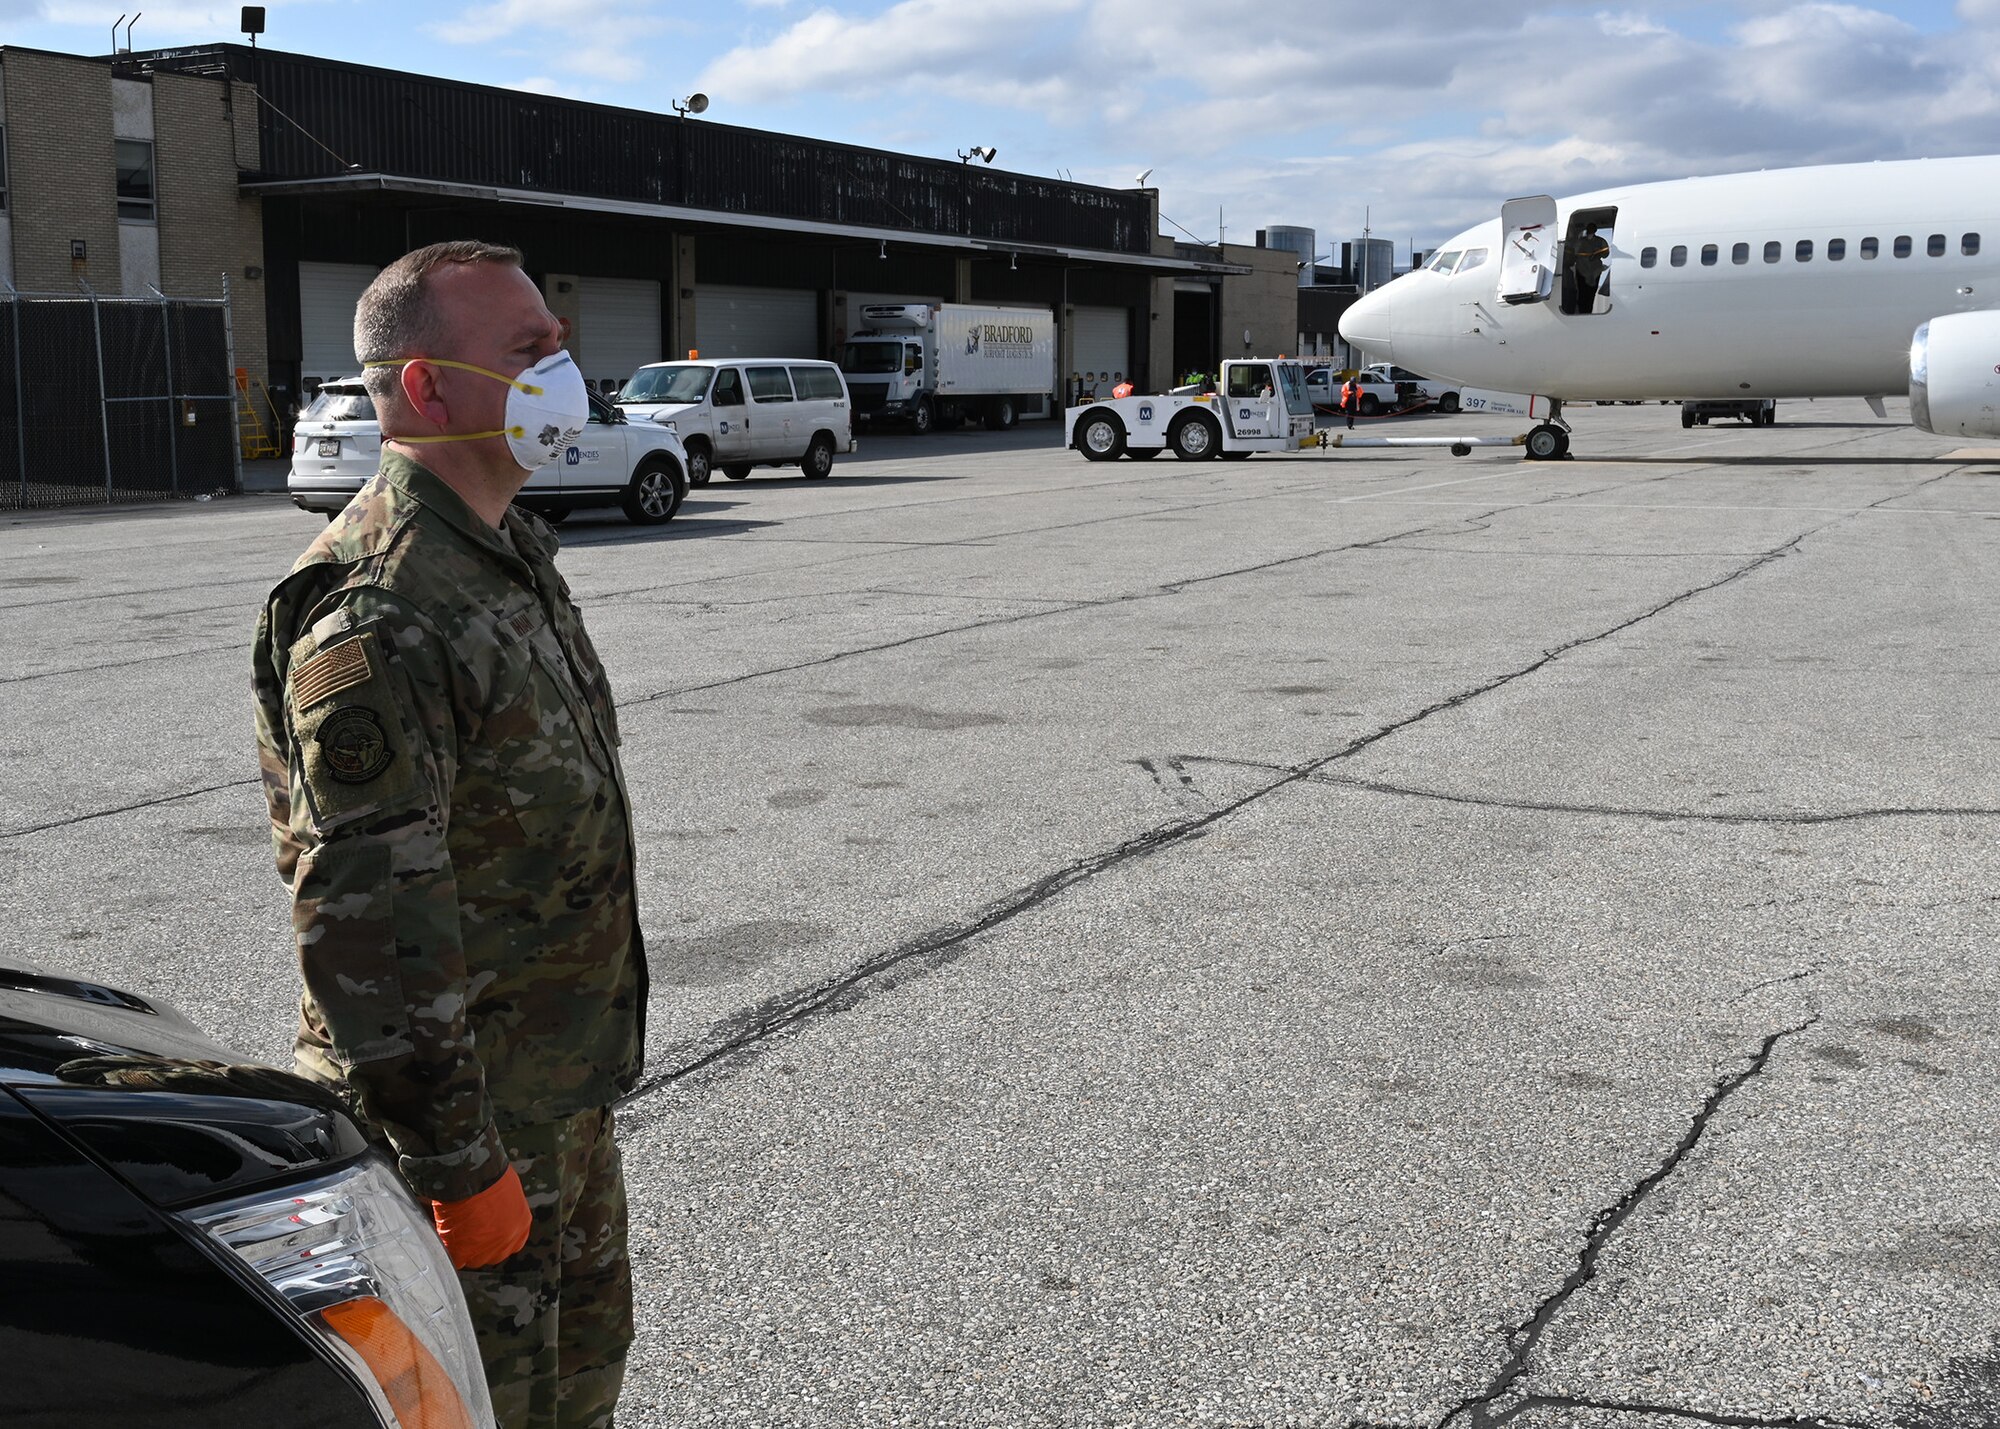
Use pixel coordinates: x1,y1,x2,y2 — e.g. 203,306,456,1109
0,965,251,1086
0,963,371,1208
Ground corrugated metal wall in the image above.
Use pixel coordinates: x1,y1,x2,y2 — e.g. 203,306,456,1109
134,47,1151,255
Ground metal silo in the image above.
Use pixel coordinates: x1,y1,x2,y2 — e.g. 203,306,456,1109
1352,237,1396,293
1266,225,1318,287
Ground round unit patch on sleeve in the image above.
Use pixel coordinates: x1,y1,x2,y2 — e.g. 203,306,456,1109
317,706,394,783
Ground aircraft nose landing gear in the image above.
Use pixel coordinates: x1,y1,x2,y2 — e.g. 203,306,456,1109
1524,398,1573,460
1525,423,1571,460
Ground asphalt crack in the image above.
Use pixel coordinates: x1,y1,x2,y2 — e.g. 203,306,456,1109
1436,1019,1820,1429
619,529,1816,1113
0,639,246,687
1484,1393,1868,1428
0,779,257,842
620,522,1441,704
1179,763,2000,826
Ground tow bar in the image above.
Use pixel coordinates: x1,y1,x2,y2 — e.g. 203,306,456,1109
1310,431,1528,457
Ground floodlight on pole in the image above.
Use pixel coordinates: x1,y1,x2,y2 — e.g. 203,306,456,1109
673,93,709,117
1133,168,1153,187
957,145,997,165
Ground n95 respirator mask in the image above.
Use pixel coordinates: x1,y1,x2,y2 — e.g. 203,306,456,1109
366,351,590,472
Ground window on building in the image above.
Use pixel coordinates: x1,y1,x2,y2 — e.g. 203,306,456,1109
1764,241,1782,263
1640,247,1657,268
1732,242,1749,265
1860,236,1879,259
1928,233,1947,257
1796,239,1813,262
1827,238,1846,261
1701,243,1719,266
1670,244,1688,267
1965,233,1982,256
116,139,155,221
1894,235,1912,258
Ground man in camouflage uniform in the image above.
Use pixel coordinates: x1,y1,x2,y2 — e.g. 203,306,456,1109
251,240,646,1429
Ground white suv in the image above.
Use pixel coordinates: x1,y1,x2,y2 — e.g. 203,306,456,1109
289,381,690,525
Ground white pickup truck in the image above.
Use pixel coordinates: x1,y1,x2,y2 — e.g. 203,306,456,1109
1304,366,1423,416
1067,359,1317,461
1361,363,1462,414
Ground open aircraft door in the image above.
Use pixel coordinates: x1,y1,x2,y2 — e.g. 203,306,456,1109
1497,196,1558,305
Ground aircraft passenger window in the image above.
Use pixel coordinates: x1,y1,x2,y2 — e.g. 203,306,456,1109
1457,248,1489,273
1894,235,1912,257
1796,240,1813,262
1828,238,1846,261
1640,247,1657,268
1928,233,1947,257
1860,237,1879,258
1764,241,1781,263
1732,243,1749,264
1670,245,1688,267
1700,244,1718,266
1965,233,1982,256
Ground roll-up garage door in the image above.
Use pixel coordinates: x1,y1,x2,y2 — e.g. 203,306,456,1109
694,285,818,359
299,261,379,388
577,278,662,393
1070,305,1131,385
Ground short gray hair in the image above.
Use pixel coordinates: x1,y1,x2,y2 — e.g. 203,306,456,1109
353,240,524,409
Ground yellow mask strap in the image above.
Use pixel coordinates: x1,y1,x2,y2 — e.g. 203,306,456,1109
362,356,547,397
362,356,541,441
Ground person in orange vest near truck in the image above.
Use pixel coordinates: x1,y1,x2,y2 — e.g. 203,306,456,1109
1340,375,1361,429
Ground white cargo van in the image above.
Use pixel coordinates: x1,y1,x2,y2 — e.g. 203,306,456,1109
615,358,856,485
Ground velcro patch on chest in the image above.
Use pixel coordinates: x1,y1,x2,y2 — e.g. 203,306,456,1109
292,634,377,711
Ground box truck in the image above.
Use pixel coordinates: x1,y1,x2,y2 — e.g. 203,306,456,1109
840,303,1056,434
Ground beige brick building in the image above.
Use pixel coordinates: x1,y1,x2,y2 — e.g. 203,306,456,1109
0,45,267,389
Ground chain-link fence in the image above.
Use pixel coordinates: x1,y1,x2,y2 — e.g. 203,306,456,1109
0,283,241,511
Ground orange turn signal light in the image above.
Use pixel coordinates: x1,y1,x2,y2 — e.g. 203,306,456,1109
319,1296,478,1429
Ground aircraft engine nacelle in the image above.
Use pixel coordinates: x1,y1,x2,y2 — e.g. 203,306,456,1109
1909,311,2000,438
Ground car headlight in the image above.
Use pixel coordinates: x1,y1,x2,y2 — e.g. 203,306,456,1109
188,1158,495,1429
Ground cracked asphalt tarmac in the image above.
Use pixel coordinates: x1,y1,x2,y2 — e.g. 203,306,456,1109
3,399,1997,1427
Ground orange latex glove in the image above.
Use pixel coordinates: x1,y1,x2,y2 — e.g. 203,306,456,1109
430,1164,532,1269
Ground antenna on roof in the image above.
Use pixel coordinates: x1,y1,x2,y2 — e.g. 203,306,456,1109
112,13,126,53
123,12,141,51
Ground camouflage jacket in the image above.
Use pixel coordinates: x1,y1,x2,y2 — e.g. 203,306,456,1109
251,451,646,1202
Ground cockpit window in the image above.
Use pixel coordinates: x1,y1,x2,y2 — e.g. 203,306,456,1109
1455,248,1489,273
1428,250,1463,272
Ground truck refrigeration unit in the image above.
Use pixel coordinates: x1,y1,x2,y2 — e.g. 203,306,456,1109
840,304,1057,434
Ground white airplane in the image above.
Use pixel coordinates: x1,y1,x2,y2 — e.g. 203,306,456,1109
1337,155,2000,457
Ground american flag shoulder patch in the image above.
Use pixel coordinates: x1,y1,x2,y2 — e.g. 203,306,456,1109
291,634,376,710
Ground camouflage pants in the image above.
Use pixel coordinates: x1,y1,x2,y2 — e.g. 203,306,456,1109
459,1106,633,1429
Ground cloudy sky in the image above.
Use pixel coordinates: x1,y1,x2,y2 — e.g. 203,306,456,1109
15,0,2000,259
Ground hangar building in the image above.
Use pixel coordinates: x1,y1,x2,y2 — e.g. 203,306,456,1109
0,42,1301,431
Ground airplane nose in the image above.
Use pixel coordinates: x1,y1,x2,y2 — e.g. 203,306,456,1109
1339,288,1394,360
